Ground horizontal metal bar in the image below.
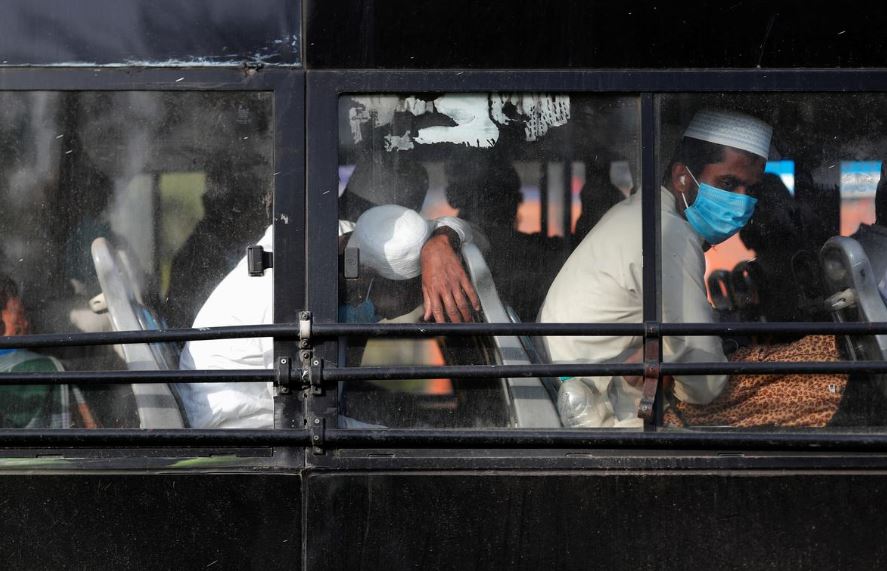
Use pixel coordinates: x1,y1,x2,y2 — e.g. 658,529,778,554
324,363,644,381
5,361,887,385
326,361,887,382
661,361,887,376
311,69,887,94
3,428,887,452
311,323,645,337
0,369,273,385
326,429,887,452
0,324,299,350
313,321,887,338
6,321,887,352
0,429,309,447
6,361,886,385
662,322,887,336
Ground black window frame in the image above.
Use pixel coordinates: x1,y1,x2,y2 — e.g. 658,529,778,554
5,68,887,471
302,69,887,470
0,66,306,466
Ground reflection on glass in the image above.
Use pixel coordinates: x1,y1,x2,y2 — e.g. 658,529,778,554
0,91,272,428
336,93,641,428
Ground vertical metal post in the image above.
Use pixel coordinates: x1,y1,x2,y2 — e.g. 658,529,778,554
302,72,344,450
272,72,307,431
639,93,662,430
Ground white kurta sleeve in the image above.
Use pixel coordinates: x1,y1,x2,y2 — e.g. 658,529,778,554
660,222,728,405
431,216,474,246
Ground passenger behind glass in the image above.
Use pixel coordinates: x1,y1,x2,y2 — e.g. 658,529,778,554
541,109,771,428
178,156,479,428
738,173,831,324
445,153,569,322
343,155,480,324
851,161,887,282
0,274,67,428
573,158,627,247
164,155,270,329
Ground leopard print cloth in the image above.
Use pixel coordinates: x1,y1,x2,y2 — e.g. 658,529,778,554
663,335,847,428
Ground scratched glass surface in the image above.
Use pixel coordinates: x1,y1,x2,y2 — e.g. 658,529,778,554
0,0,299,66
0,91,272,429
335,93,641,429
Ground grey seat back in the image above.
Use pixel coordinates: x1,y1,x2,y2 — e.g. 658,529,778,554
91,237,185,428
461,243,561,427
820,236,887,395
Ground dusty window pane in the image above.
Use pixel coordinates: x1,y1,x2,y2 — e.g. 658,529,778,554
659,93,887,430
336,93,640,429
0,91,273,429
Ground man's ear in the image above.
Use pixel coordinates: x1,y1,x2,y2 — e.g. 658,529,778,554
670,162,688,192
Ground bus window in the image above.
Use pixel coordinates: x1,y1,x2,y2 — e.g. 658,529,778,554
0,91,273,429
658,93,887,430
336,93,640,429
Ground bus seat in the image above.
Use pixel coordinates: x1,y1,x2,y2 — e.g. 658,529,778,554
460,243,562,428
819,236,887,393
852,223,887,284
729,260,767,322
707,270,734,313
91,237,186,428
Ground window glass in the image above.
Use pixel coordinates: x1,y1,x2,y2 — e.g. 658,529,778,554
659,93,887,430
337,93,640,429
0,91,273,429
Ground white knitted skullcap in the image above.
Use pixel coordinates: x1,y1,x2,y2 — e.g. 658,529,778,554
683,109,773,159
348,205,431,280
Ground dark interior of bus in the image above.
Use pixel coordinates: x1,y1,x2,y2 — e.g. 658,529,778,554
4,89,887,429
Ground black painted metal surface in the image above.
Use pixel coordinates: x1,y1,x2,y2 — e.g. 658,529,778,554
0,0,300,66
0,473,302,569
305,471,887,570
304,0,887,69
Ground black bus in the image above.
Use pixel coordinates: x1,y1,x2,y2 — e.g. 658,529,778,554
3,1,887,568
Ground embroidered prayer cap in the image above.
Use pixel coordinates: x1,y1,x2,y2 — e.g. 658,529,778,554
348,205,431,280
683,109,773,159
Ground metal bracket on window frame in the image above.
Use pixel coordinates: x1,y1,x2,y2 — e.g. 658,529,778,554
298,311,312,349
297,311,323,395
301,355,324,395
275,356,294,395
310,417,326,455
639,321,661,421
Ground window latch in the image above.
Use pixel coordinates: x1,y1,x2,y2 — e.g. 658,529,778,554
343,246,360,279
246,245,273,277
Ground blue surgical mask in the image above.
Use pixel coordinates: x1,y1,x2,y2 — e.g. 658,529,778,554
340,299,378,324
682,169,757,245
338,278,379,324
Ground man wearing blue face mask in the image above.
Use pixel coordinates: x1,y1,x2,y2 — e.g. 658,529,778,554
541,109,771,428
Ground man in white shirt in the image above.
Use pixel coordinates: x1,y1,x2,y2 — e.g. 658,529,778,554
540,109,772,428
178,206,477,428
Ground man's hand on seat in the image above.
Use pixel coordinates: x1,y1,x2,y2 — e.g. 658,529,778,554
420,233,481,323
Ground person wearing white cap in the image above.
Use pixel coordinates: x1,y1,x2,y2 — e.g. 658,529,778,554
177,160,479,428
540,109,772,428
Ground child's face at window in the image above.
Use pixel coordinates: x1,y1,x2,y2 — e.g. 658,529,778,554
2,297,30,337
